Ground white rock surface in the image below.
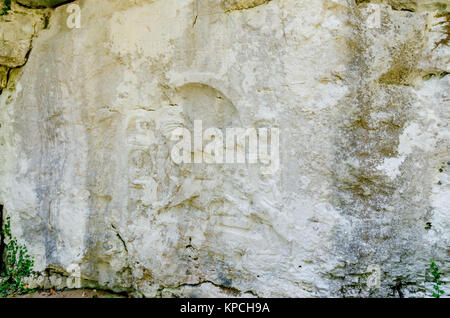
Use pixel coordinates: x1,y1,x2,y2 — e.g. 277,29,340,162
0,0,449,297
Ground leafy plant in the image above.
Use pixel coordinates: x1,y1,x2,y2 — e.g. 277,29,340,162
0,216,35,297
0,0,11,16
429,259,445,298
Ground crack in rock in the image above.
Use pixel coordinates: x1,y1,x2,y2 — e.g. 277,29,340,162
158,280,260,298
111,224,129,254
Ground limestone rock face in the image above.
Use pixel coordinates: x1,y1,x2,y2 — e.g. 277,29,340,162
0,4,48,68
0,0,449,297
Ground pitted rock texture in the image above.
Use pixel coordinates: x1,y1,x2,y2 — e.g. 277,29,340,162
0,0,449,297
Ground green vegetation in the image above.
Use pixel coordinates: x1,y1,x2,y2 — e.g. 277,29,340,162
0,0,11,16
429,259,445,298
0,216,35,297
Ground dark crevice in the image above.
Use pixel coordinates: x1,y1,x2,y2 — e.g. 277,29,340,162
423,71,449,80
6,66,11,83
158,280,260,297
43,12,50,29
15,0,75,10
392,282,404,298
111,224,128,253
244,289,259,297
393,7,415,12
45,0,77,9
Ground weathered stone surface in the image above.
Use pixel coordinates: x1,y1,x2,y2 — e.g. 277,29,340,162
0,3,48,68
0,0,449,297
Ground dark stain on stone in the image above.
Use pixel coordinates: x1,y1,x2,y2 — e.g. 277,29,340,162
329,4,433,297
434,11,449,48
378,37,424,86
